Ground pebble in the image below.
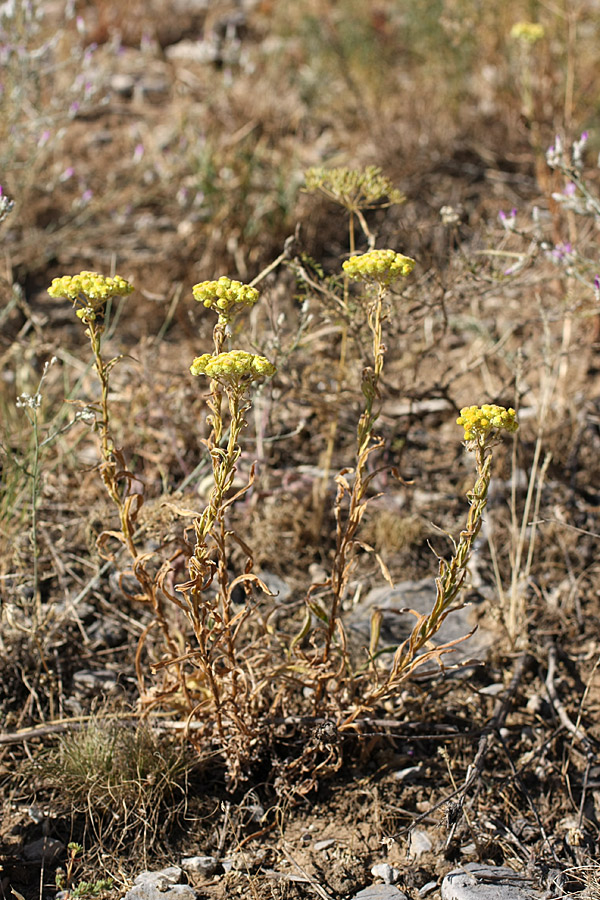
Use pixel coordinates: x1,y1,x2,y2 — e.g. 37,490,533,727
371,863,401,884
408,829,433,858
314,839,336,851
180,856,218,877
441,864,542,900
123,867,198,900
352,886,408,900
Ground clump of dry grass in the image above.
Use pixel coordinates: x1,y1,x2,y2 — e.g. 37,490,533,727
36,720,189,858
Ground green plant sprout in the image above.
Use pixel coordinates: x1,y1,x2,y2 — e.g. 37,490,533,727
55,843,113,899
13,357,57,620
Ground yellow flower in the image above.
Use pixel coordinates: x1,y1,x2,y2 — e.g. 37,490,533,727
343,249,415,286
48,271,133,304
192,277,259,323
510,21,545,44
456,405,518,442
190,350,276,385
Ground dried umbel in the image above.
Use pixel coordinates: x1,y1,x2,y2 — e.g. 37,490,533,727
304,165,405,210
456,404,519,442
192,276,259,325
343,249,416,286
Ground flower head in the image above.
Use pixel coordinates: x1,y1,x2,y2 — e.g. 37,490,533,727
192,276,259,324
510,21,545,44
456,404,519,443
190,350,276,387
48,271,133,306
343,249,415,286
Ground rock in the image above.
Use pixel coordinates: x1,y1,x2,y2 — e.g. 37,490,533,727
180,857,218,877
23,837,64,863
346,578,494,665
393,766,421,783
72,669,119,692
124,867,197,900
371,863,401,884
110,74,135,97
314,839,336,851
419,883,438,896
408,829,433,858
352,886,408,900
441,864,542,900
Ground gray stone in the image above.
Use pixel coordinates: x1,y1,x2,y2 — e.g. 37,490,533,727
180,857,218,876
347,579,494,665
371,863,401,884
124,868,197,900
352,887,408,900
419,883,438,896
23,837,64,863
314,839,336,851
441,864,542,900
408,829,433,858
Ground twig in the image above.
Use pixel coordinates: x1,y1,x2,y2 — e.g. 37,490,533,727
545,641,592,751
393,651,533,840
281,846,335,900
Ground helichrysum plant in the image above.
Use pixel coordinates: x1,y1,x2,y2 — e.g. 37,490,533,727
337,404,519,733
295,249,415,711
47,271,181,690
161,279,277,780
302,168,407,535
47,271,134,536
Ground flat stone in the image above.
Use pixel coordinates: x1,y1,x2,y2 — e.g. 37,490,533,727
23,837,64,863
352,886,408,900
180,857,218,876
124,868,197,900
408,829,433,858
441,864,542,900
347,578,494,665
314,839,336,851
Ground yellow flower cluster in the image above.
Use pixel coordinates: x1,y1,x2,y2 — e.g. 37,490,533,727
305,165,405,209
343,249,416,286
510,21,545,43
456,405,519,442
47,271,133,303
192,277,259,322
190,350,276,383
